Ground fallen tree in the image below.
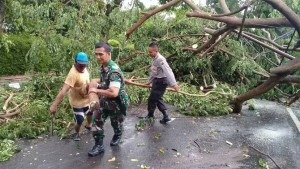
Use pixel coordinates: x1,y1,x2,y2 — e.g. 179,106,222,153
125,0,300,113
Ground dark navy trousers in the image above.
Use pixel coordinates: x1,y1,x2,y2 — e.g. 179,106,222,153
147,78,168,115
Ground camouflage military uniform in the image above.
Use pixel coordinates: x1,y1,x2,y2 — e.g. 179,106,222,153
93,60,128,140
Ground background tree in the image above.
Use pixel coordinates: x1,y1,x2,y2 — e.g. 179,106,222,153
0,0,4,34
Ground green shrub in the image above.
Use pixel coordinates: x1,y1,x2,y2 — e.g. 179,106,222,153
0,34,32,75
0,33,51,75
0,139,20,162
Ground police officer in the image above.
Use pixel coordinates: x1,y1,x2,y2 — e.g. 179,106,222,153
145,42,180,123
88,42,128,157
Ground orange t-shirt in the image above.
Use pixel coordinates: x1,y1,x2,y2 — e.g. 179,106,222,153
65,65,90,108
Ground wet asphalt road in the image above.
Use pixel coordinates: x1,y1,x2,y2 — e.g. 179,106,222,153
0,99,300,169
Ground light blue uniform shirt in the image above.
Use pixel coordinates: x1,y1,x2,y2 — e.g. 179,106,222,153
148,53,177,86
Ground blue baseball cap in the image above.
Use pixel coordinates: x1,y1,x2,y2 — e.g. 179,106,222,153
75,52,89,64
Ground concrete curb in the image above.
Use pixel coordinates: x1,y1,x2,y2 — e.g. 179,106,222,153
287,108,300,133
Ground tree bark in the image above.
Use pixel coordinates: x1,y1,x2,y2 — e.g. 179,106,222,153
243,31,300,52
232,57,299,113
117,51,144,63
270,57,300,75
125,0,181,39
232,75,286,113
3,93,14,111
263,0,300,35
193,26,233,54
198,29,233,57
280,75,300,84
205,28,296,60
232,30,295,60
186,12,292,28
287,90,300,106
219,0,231,13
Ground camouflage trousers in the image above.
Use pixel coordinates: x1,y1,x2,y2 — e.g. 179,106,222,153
92,107,125,140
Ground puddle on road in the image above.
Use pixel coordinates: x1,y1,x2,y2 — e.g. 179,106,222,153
254,128,291,140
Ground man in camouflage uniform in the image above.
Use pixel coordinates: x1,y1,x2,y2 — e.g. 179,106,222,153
88,42,128,157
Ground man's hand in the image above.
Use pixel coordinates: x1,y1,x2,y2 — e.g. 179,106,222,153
49,104,57,114
88,87,98,95
173,85,180,92
144,82,152,87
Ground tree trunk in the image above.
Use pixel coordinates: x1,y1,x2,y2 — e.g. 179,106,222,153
232,75,285,113
232,57,300,113
0,0,4,34
264,0,300,35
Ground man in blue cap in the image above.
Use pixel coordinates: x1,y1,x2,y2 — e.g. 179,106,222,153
50,52,92,141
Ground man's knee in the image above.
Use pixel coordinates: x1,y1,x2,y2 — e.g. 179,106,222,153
75,114,84,124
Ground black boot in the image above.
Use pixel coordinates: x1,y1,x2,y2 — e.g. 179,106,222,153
160,110,171,124
144,112,154,119
88,136,104,157
110,134,122,146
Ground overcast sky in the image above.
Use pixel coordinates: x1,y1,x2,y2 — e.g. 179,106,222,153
122,0,159,8
122,0,205,9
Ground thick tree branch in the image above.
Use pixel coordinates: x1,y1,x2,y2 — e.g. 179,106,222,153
125,79,232,97
194,26,233,55
286,90,300,106
232,30,295,60
270,57,300,75
262,75,300,84
6,101,27,114
3,93,14,111
232,74,286,113
232,56,300,113
157,34,208,42
205,28,295,60
199,29,233,57
244,31,300,52
0,101,28,118
117,51,144,63
125,0,181,39
280,75,300,84
264,0,300,35
219,0,230,14
186,11,292,28
215,0,254,17
182,0,203,12
181,47,197,52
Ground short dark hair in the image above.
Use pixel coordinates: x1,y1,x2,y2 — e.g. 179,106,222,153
149,42,158,49
95,42,111,52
